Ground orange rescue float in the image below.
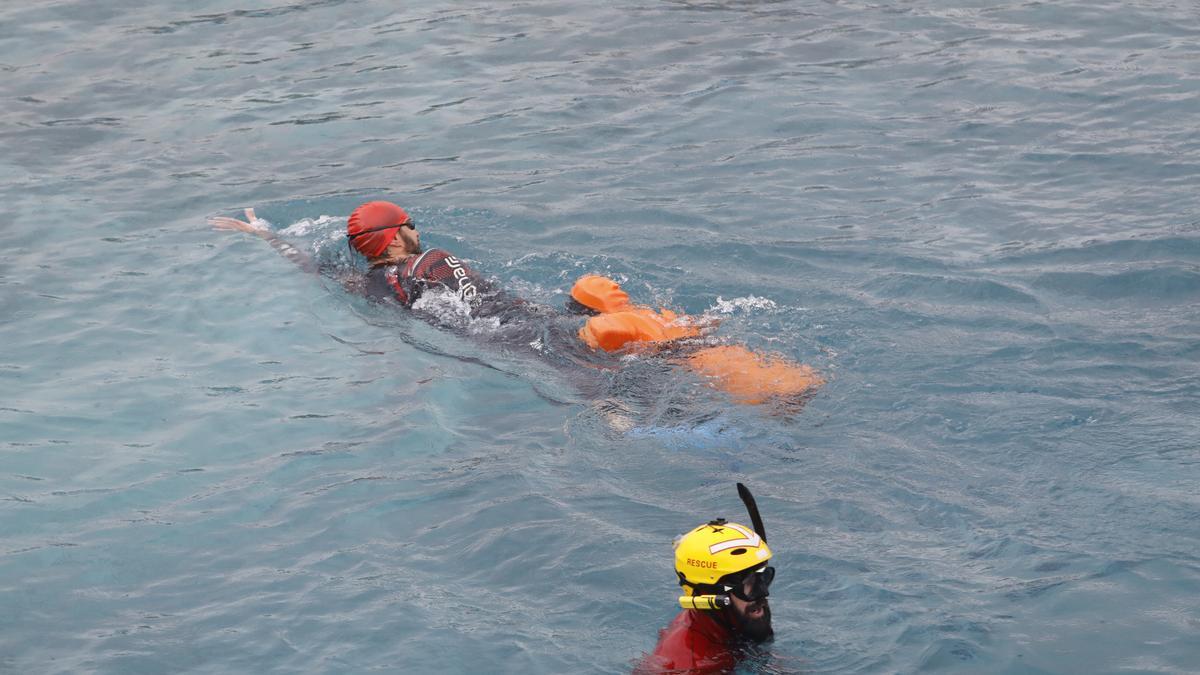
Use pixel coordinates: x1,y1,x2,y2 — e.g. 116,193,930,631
571,275,823,404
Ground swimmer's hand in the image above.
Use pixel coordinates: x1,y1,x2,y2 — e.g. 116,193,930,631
208,208,270,236
209,208,317,273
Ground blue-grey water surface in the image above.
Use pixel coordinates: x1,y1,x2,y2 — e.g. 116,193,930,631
3,1,1199,673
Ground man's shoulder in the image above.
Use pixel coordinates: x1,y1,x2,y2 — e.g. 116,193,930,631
426,248,471,266
410,249,484,278
638,611,736,674
408,248,458,268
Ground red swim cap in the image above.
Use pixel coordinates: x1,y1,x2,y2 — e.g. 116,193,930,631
347,201,410,257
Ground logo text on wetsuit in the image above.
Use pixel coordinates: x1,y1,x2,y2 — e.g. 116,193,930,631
443,255,478,302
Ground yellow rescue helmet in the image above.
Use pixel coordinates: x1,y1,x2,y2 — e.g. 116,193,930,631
674,518,772,592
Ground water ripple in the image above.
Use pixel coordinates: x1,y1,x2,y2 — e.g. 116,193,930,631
1,0,1199,672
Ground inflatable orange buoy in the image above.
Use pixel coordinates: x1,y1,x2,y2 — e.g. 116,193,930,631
571,275,823,404
572,275,702,351
686,345,823,405
570,275,633,314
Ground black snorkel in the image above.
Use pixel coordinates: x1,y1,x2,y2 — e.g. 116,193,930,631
733,483,775,643
737,482,767,543
680,484,772,611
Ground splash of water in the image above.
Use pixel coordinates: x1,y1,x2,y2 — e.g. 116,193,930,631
710,295,779,314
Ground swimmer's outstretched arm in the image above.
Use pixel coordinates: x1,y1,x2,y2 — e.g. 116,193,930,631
208,208,318,274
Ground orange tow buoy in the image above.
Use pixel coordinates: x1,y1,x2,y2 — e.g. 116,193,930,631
571,275,823,404
686,345,823,404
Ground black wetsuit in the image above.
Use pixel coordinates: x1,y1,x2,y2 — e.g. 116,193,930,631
365,248,491,309
258,231,683,403
259,230,595,372
363,248,591,367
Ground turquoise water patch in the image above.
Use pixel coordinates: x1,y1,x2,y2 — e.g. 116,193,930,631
3,1,1200,673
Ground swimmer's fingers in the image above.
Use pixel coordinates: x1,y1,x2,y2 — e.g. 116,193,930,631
208,215,248,230
243,207,257,222
208,215,261,234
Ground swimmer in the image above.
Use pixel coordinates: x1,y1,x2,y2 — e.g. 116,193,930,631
636,484,775,674
209,202,502,314
214,200,585,357
209,201,821,407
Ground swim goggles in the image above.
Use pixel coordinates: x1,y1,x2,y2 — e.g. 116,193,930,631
728,565,774,602
346,219,415,241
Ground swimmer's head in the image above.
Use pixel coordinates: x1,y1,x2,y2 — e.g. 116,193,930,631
675,519,773,595
347,201,414,258
674,487,775,643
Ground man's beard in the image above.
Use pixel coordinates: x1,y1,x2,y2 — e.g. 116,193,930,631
732,600,773,644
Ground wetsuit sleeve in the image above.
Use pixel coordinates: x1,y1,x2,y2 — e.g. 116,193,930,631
260,231,320,275
257,228,377,300
364,265,414,305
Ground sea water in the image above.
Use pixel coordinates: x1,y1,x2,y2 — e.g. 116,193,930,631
2,1,1199,673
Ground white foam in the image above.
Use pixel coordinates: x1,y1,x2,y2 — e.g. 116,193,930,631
412,287,507,336
413,287,474,323
710,295,778,314
468,315,502,334
281,215,342,237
